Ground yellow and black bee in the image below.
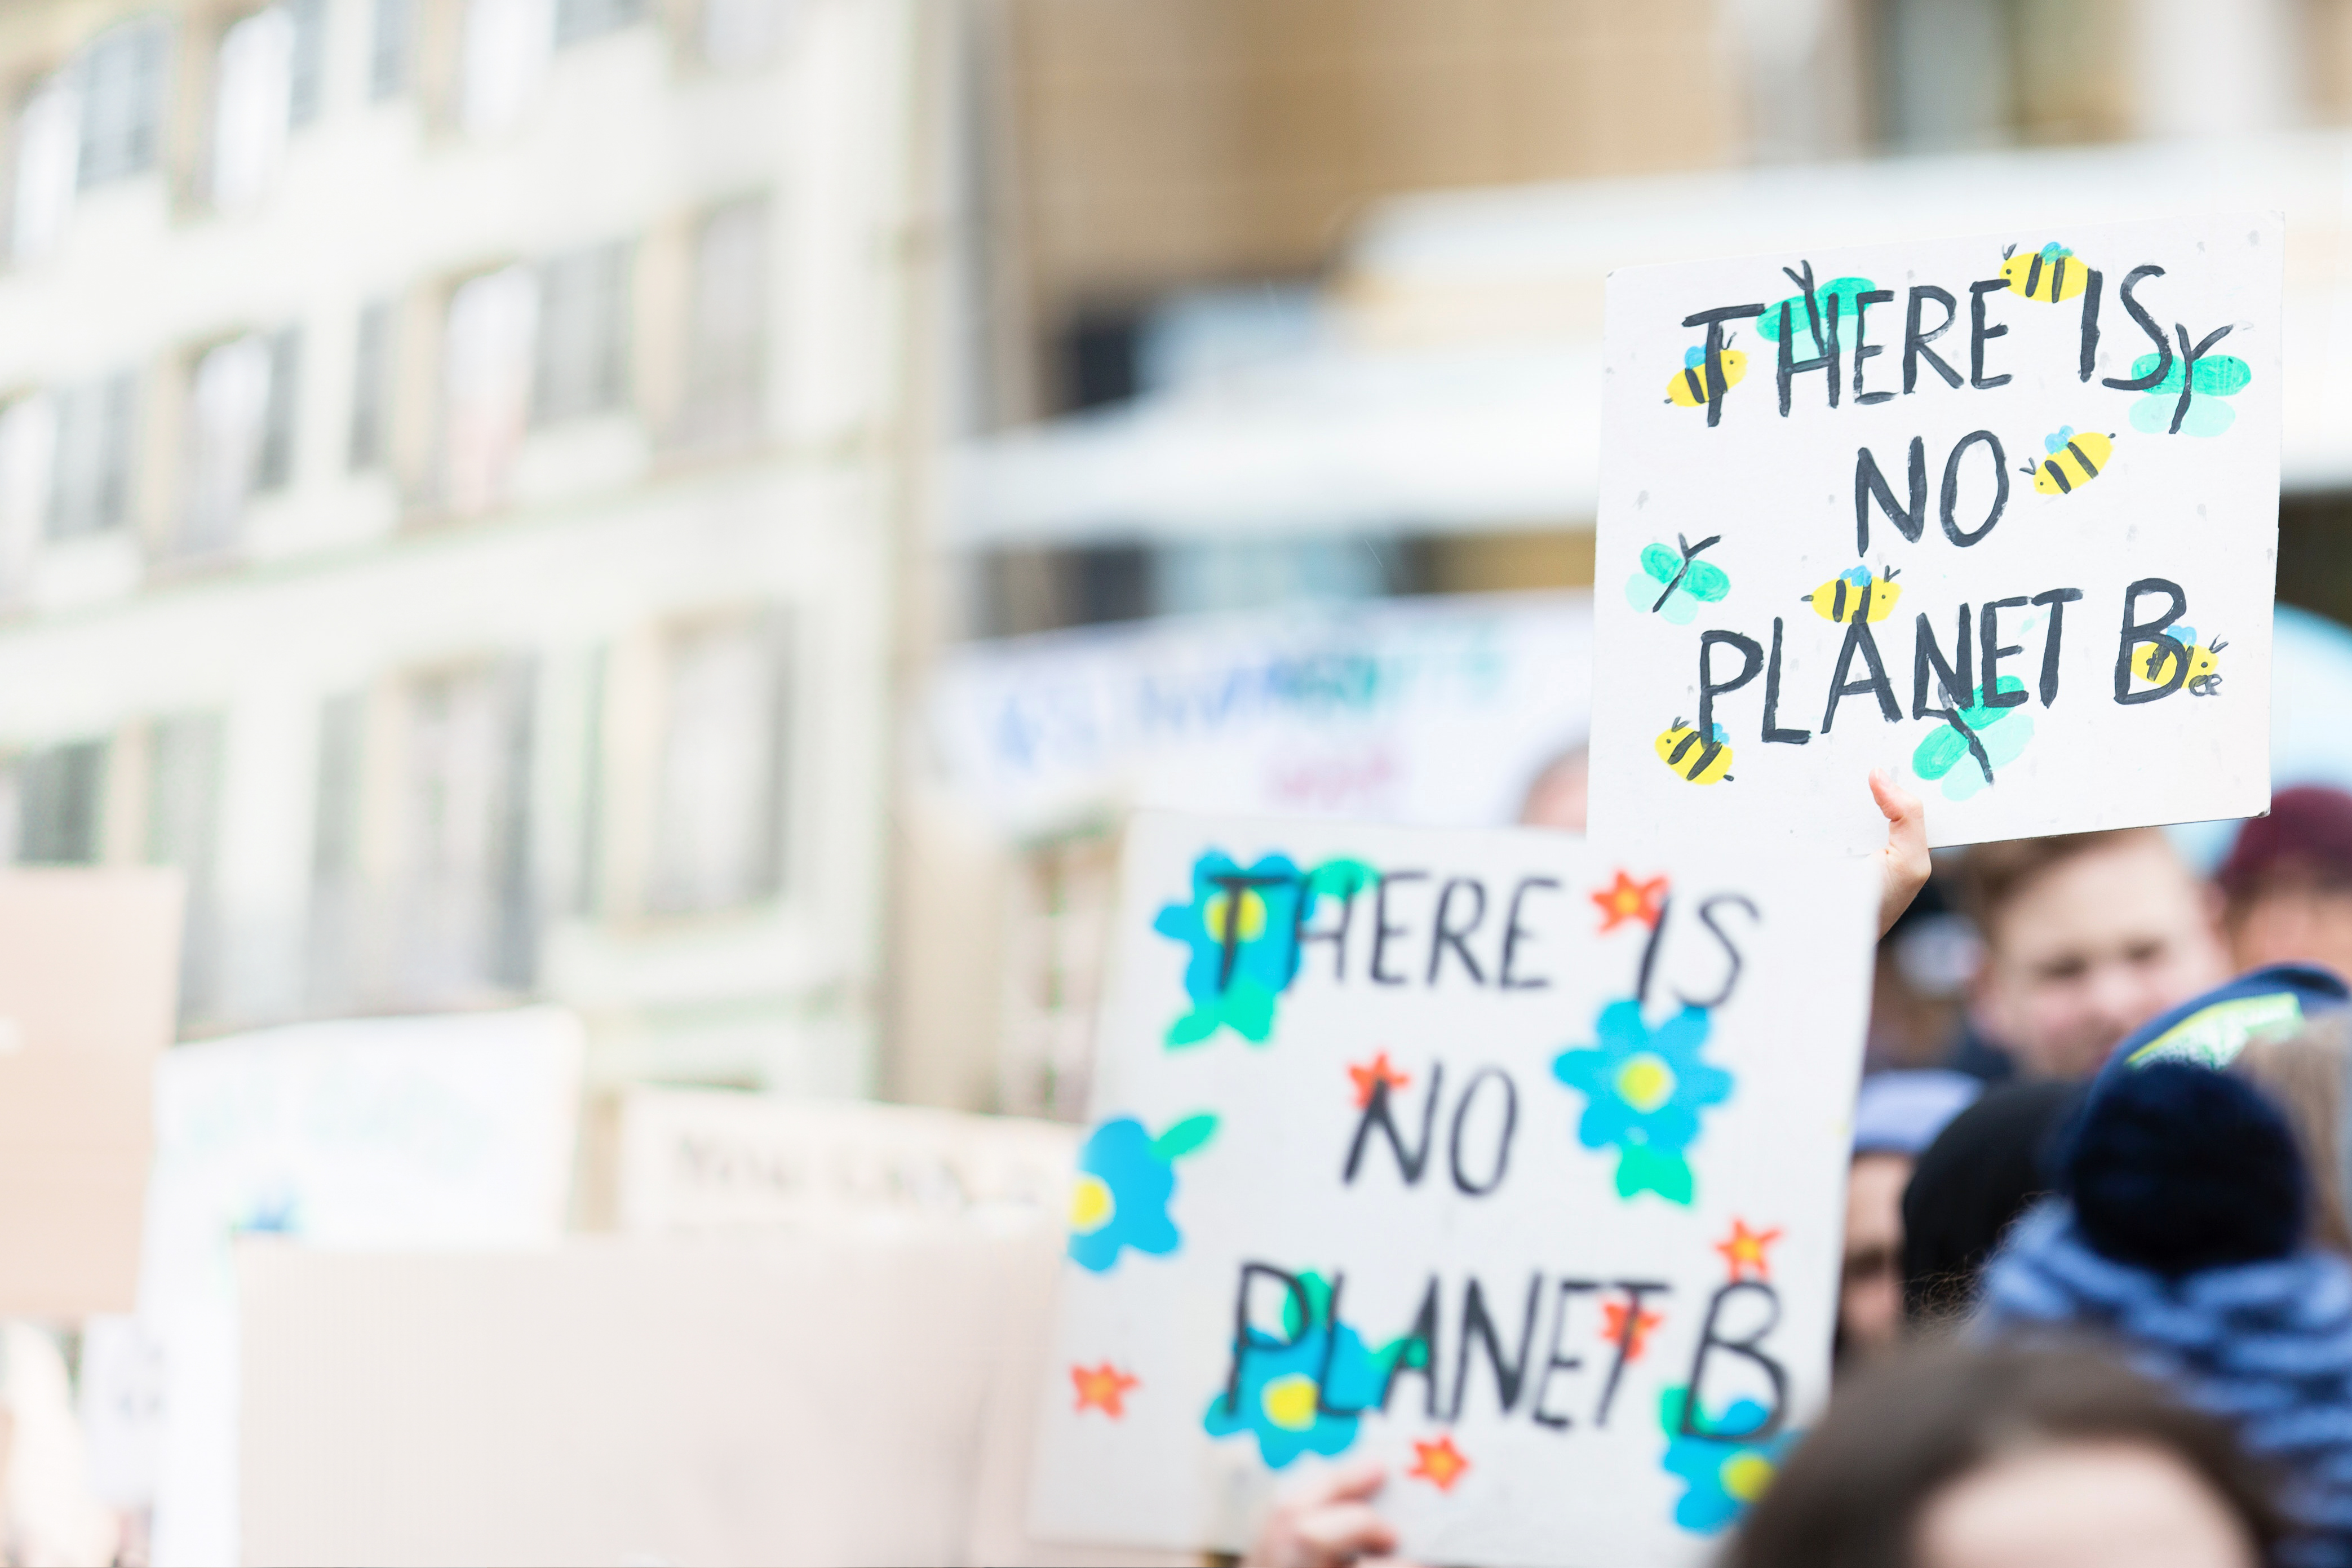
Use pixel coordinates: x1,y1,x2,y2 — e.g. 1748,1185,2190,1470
1666,340,1748,408
2025,427,2114,495
1655,717,1734,785
1803,565,1902,623
2133,627,2227,694
2000,242,2088,303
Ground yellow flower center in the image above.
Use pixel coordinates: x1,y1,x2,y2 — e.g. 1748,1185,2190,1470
1205,888,1268,944
1069,1173,1115,1234
1615,1051,1677,1114
1261,1374,1321,1432
1721,1452,1776,1502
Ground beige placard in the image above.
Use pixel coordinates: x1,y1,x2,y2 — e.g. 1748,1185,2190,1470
0,869,182,1319
237,1230,1185,1568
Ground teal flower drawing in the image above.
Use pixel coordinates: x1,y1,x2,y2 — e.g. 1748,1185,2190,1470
1067,1112,1216,1273
1911,676,2032,802
1202,1272,1403,1469
1659,1385,1796,1535
1553,999,1734,1205
1155,852,1374,1047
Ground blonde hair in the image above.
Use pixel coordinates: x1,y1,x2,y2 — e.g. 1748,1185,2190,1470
2234,1015,2352,1256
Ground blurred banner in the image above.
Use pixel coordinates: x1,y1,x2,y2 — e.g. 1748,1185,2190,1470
86,1008,584,1567
928,591,1593,836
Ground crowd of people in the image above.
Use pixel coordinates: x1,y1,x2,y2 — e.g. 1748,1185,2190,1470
1247,779,2352,1567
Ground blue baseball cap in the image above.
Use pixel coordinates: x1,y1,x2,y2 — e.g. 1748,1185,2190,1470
2102,963,2351,1078
1854,1070,1984,1158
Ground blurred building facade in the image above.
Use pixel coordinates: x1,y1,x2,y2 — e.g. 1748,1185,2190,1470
0,0,933,1089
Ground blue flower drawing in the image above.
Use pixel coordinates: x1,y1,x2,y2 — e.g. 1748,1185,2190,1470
1553,1000,1735,1205
1066,1113,1216,1273
1659,1385,1796,1534
1202,1274,1397,1469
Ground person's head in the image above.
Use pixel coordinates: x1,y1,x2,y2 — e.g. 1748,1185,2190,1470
1960,829,2228,1079
2232,1015,2352,1256
1899,1078,2080,1325
1724,1344,2283,1568
1516,745,1587,832
2219,786,2352,980
1842,1072,1980,1361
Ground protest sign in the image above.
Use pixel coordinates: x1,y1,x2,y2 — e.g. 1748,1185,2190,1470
126,1008,582,1568
1028,812,1876,1567
1587,214,2282,854
596,1086,1077,1232
0,869,181,1318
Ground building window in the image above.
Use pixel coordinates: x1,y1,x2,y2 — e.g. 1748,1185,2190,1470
554,0,643,48
147,712,223,1018
441,265,537,513
679,198,765,446
0,396,57,586
532,241,628,424
211,1,325,209
77,19,170,190
649,614,788,914
703,0,795,69
398,662,534,999
460,0,553,134
349,301,393,469
47,374,136,539
12,77,81,260
181,330,295,554
305,691,363,1006
287,0,326,126
17,740,107,864
370,0,417,100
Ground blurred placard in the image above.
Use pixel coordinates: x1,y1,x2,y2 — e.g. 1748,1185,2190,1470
0,869,181,1318
604,1086,1077,1232
1030,813,1875,1566
238,1232,1181,1568
931,591,1592,834
123,1008,583,1568
1589,214,2282,854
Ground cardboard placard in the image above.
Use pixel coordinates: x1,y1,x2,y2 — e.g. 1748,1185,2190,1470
1029,812,1876,1567
1588,214,2282,853
600,1086,1078,1233
0,869,182,1318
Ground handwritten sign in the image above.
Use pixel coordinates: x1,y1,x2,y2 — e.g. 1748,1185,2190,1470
1588,215,2282,853
1028,812,1875,1567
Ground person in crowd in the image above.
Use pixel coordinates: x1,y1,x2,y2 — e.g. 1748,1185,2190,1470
2220,785,2352,980
1957,829,2230,1080
1978,1058,2352,1561
1724,1343,2283,1568
2236,1015,2352,1253
1841,1070,1980,1361
1899,1077,2084,1325
1516,745,1588,832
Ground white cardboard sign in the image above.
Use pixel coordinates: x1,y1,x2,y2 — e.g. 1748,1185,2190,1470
1029,812,1876,1567
1588,214,2281,854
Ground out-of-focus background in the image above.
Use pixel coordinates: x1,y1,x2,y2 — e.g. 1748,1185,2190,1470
6,1,2352,1561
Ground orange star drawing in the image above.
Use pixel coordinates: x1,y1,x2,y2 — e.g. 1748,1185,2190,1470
1347,1050,1413,1109
1715,1219,1784,1282
1591,871,1668,933
1601,1299,1664,1361
1070,1362,1140,1418
1407,1434,1470,1492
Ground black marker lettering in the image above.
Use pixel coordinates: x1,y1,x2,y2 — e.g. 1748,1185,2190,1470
1904,285,1962,392
1499,877,1556,990
1697,630,1762,741
1381,1275,1444,1420
1681,303,1768,427
1224,1263,1312,1418
1940,430,2009,547
1854,438,1927,555
1912,605,1974,717
1449,1067,1518,1197
1968,278,2013,388
1680,894,1757,1011
1530,1279,1601,1430
2078,268,2104,380
2168,322,2234,436
1370,871,1427,986
1822,618,1899,732
1978,596,2030,708
1598,1281,1673,1428
1344,1064,1443,1186
1678,1281,1788,1441
2032,587,2084,706
2115,578,2190,705
1762,617,1811,744
1852,288,1893,404
2101,265,2171,391
1451,1274,1544,1420
1427,878,1489,986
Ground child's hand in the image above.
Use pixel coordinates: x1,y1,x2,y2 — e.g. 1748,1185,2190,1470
1243,1456,1421,1568
1872,767,1930,937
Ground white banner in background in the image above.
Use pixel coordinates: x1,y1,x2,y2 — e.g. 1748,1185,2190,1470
929,592,1594,834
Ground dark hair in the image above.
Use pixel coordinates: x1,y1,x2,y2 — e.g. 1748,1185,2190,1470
1722,1344,2285,1568
1954,827,2170,938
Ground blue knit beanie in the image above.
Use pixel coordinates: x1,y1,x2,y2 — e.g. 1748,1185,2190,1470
1981,1061,2352,1563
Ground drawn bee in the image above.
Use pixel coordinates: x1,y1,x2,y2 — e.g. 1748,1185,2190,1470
2128,350,2252,439
1655,718,1734,785
1666,340,1748,409
1624,533,1730,626
2133,627,2227,695
2025,427,2114,495
2000,242,2087,304
1803,564,1902,623
1912,677,2035,803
